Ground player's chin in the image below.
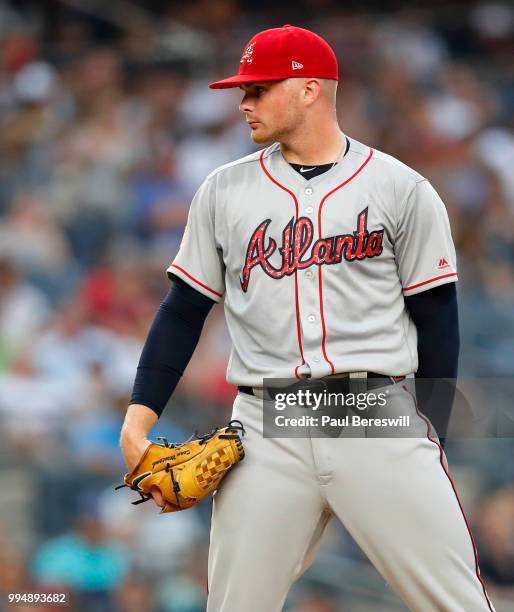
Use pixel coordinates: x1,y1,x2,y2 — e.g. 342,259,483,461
249,126,273,144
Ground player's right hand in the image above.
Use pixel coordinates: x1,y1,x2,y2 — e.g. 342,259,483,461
120,434,151,471
120,435,164,509
120,404,164,508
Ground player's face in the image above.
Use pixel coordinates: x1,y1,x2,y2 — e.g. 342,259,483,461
239,80,305,144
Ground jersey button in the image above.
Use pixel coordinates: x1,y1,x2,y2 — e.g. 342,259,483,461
307,315,316,323
305,206,314,214
305,187,313,195
305,270,313,279
313,356,320,363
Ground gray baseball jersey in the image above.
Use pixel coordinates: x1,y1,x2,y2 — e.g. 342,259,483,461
168,136,457,384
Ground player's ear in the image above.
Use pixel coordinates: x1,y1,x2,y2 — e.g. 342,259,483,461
303,79,321,106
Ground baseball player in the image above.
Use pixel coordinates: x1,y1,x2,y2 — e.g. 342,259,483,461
120,25,495,611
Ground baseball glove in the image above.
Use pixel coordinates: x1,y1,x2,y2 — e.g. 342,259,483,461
116,420,245,513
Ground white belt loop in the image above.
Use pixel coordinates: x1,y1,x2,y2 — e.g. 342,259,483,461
349,371,367,394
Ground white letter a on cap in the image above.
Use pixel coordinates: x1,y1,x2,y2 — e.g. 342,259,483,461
292,61,303,70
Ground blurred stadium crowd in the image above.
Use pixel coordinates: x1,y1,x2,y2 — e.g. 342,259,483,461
0,0,513,610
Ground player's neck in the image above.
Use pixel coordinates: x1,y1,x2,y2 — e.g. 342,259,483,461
280,124,345,166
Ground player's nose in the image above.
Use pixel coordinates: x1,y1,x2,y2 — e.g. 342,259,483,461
239,93,254,113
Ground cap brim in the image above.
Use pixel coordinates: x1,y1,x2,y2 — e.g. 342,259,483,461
208,74,287,89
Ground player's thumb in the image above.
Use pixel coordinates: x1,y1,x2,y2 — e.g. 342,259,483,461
150,486,165,508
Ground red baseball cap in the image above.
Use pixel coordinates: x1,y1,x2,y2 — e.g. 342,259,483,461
209,24,338,89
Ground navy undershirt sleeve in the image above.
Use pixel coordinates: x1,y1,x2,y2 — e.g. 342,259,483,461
130,276,215,417
404,282,459,378
404,282,460,446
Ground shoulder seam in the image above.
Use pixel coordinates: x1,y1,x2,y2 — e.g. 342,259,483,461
352,148,370,160
206,146,277,180
368,149,426,179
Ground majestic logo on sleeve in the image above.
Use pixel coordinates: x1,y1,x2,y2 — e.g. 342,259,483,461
240,208,384,292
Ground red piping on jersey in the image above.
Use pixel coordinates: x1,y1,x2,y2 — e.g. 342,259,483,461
410,390,495,612
317,147,374,374
169,264,223,298
403,272,457,292
259,148,305,378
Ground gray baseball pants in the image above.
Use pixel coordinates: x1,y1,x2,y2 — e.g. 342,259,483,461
207,383,495,612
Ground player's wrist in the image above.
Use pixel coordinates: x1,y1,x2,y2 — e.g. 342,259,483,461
120,404,158,470
119,433,151,471
121,404,158,437
119,427,149,446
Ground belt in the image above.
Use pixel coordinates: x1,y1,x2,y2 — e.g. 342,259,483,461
238,372,405,399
